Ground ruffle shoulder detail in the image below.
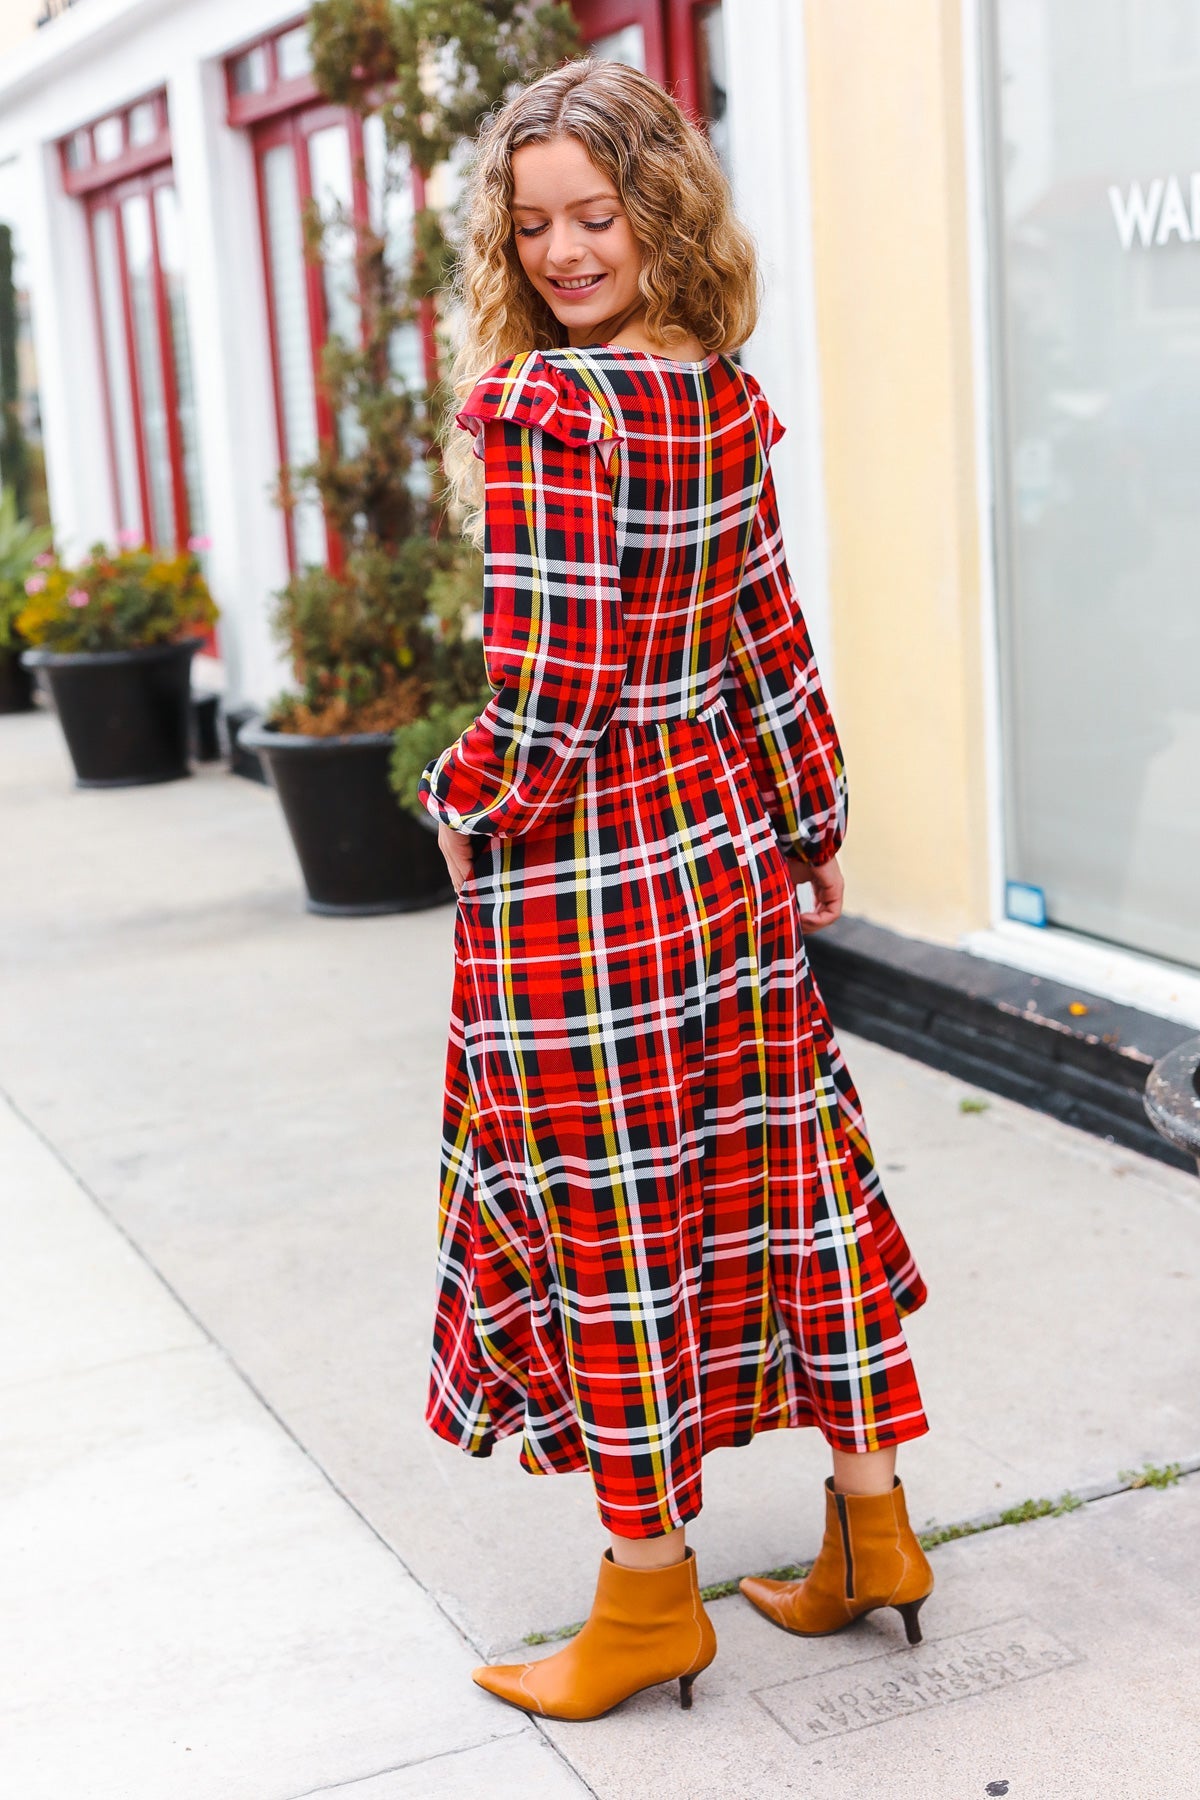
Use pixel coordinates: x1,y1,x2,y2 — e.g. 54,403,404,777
455,351,622,470
737,366,786,455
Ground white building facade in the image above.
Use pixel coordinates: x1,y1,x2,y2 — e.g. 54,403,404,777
0,0,827,712
2,0,1198,1033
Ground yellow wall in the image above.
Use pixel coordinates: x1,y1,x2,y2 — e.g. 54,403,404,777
804,0,990,942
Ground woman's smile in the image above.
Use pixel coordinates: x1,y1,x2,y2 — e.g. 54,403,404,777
509,137,644,341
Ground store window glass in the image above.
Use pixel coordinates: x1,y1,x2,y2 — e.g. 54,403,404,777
694,3,729,174
363,113,423,392
232,22,433,571
590,24,646,68
93,116,124,163
90,207,142,539
987,0,1200,970
128,101,159,148
261,141,326,567
88,179,206,553
0,219,49,530
307,123,364,458
154,185,206,540
575,4,729,165
61,96,203,557
232,46,270,97
276,25,312,82
121,192,175,546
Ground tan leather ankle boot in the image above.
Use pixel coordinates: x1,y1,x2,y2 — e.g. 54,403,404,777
740,1477,933,1642
473,1547,717,1720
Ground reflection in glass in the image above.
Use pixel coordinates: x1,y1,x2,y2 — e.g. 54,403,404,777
0,219,49,527
1127,0,1200,84
262,143,325,566
154,185,206,540
695,4,730,175
232,46,269,96
590,25,646,70
363,113,423,392
308,124,365,457
121,194,174,547
128,101,159,148
276,26,312,82
990,0,1200,968
93,116,124,163
91,208,142,540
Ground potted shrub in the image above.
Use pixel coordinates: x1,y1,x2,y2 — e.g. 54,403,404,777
17,540,217,787
238,0,578,916
0,487,52,713
241,540,488,915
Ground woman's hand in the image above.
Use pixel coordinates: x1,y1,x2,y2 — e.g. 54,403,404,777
787,851,844,933
438,822,476,896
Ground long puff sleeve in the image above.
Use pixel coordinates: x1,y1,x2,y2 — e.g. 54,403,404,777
419,354,627,839
721,382,848,866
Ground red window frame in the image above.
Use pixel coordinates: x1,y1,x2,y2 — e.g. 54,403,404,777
60,90,172,199
85,163,194,555
572,0,720,120
251,103,370,574
62,98,206,586
228,19,434,574
225,21,323,127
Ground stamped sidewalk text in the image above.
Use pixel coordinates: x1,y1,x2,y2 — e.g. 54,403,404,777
755,1618,1080,1742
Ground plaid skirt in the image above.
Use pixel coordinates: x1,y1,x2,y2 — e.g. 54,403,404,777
424,711,928,1538
421,347,928,1538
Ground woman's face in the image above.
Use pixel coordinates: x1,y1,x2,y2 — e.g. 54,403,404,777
509,137,643,342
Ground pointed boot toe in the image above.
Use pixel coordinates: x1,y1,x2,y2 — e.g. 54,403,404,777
471,1550,717,1722
471,1660,545,1714
738,1576,789,1624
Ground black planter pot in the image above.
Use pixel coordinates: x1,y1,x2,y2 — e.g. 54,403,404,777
0,646,35,714
21,638,202,788
237,716,453,916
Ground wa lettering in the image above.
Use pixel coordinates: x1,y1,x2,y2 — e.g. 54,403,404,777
1108,172,1200,248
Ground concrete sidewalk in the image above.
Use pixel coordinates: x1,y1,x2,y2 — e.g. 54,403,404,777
3,709,1199,1799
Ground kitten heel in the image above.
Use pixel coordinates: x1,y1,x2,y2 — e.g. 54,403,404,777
896,1597,927,1645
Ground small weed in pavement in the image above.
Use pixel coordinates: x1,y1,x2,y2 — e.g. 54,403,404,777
918,1489,1081,1551
1000,1491,1083,1525
1119,1461,1182,1490
523,1624,581,1645
958,1096,990,1113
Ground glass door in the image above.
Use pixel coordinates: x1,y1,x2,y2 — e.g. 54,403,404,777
88,168,206,554
986,0,1200,970
259,130,327,568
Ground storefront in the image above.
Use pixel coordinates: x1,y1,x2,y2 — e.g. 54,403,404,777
789,0,1200,1043
2,0,1193,1045
0,0,816,706
982,0,1200,978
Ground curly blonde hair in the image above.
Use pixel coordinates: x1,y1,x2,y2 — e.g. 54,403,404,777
442,58,760,522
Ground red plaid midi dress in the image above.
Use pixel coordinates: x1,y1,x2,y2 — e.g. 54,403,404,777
419,345,928,1539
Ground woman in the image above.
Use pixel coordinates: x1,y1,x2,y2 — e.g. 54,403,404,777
419,57,932,1722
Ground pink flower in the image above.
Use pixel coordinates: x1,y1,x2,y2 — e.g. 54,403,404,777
187,534,212,552
24,572,46,594
33,551,55,567
117,528,142,548
351,62,365,78
67,588,90,608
